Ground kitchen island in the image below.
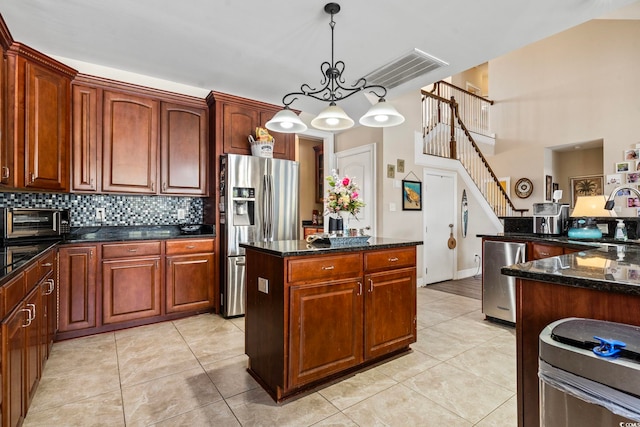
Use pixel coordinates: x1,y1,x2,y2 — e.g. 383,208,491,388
502,243,640,427
240,237,422,402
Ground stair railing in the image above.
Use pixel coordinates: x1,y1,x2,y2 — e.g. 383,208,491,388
421,88,527,217
430,80,493,137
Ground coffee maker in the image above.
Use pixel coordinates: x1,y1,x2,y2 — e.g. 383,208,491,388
533,203,570,235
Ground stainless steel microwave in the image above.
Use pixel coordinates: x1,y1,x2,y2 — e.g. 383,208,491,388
0,208,70,240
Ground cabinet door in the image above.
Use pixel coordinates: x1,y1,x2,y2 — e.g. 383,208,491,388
364,268,416,360
166,253,214,313
2,303,27,427
23,61,70,191
160,102,208,195
24,286,40,409
42,273,56,357
0,49,10,186
102,257,161,324
102,90,158,193
221,102,258,155
288,279,363,388
58,246,98,332
71,84,99,191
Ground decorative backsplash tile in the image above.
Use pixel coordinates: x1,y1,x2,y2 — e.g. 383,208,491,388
0,192,204,227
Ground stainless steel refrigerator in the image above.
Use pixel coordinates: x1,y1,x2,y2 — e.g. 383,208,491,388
219,154,299,317
482,240,526,324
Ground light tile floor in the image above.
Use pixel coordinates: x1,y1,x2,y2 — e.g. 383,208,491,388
24,287,516,426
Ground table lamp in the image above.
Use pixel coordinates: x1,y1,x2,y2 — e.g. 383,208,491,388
568,195,616,239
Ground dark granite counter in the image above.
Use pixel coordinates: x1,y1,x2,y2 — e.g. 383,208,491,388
502,244,640,296
477,233,640,249
240,237,422,257
63,224,215,243
0,241,58,281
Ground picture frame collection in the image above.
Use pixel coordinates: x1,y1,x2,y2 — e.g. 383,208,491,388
608,148,640,216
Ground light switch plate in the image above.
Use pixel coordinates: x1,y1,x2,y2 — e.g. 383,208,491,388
258,277,269,294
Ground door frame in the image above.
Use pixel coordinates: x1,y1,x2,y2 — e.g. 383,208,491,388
423,167,458,284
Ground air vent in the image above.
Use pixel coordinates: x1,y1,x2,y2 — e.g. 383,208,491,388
362,48,448,90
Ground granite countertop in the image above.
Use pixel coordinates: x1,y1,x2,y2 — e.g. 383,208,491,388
63,224,215,243
240,237,422,257
502,244,640,296
0,241,59,282
478,233,640,249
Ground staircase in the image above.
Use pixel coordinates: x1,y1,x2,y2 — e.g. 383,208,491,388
422,81,527,217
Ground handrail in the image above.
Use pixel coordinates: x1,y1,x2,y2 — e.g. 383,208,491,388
431,80,494,105
421,88,525,216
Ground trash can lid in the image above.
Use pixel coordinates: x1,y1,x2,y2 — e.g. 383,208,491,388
551,318,640,361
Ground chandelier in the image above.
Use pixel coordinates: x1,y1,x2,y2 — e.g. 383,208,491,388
265,3,405,133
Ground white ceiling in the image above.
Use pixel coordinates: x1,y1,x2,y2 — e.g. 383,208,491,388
2,0,639,119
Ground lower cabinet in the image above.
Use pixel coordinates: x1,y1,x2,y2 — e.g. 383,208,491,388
2,297,26,427
245,245,418,401
58,238,215,338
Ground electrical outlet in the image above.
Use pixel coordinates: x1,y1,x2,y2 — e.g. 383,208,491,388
177,209,186,220
95,208,105,222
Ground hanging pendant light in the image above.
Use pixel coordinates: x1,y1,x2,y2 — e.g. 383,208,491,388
265,2,404,134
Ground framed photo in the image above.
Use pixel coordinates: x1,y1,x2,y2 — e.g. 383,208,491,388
387,164,395,179
396,159,405,173
402,180,422,211
636,160,640,171
570,175,604,208
628,197,640,208
607,173,623,185
553,182,559,192
625,149,640,160
628,173,640,184
616,162,632,173
618,188,631,196
545,175,552,201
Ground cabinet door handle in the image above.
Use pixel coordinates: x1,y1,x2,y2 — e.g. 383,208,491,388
30,172,35,183
21,308,32,327
321,265,335,270
540,252,549,257
155,260,159,269
2,166,9,179
90,250,93,259
162,182,167,191
45,279,55,295
357,281,362,296
151,182,155,192
90,178,94,188
368,279,373,293
27,303,36,321
388,257,399,262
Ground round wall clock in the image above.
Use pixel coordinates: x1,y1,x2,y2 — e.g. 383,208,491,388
515,178,533,198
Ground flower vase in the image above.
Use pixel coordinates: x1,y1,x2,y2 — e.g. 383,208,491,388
328,214,343,234
339,211,350,235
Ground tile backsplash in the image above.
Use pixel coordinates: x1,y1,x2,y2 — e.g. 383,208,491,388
0,192,204,227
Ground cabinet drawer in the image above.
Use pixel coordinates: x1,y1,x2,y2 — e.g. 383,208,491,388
364,247,416,272
288,253,362,283
38,250,56,280
165,239,214,255
3,273,25,316
531,243,563,260
102,241,162,259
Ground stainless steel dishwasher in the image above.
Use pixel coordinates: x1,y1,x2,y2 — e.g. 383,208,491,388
482,240,526,324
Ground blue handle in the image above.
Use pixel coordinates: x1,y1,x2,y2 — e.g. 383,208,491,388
592,336,626,358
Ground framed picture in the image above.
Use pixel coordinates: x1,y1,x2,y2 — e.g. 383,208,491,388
625,149,640,160
553,182,559,192
387,164,395,179
402,180,422,211
628,173,640,184
545,175,552,201
570,175,604,208
607,174,623,185
616,162,632,173
498,177,510,197
628,197,640,208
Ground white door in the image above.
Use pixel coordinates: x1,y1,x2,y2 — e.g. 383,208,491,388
423,170,456,284
336,144,376,235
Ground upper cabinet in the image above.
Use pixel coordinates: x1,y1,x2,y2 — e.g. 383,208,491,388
71,75,208,196
208,92,296,161
4,43,76,191
0,19,10,188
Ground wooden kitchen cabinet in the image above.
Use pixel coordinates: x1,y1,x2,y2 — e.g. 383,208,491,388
245,244,417,401
5,43,76,191
160,102,208,195
71,76,209,195
102,90,159,194
0,34,9,187
23,285,40,410
165,239,215,313
303,227,324,239
58,245,98,334
529,242,564,260
102,241,162,324
209,92,296,161
2,296,26,427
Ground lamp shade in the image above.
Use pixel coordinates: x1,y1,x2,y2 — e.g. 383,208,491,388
571,195,617,217
359,99,405,127
265,108,308,133
310,104,354,131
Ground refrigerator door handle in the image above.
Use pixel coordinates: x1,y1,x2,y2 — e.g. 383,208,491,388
262,174,269,242
268,174,274,240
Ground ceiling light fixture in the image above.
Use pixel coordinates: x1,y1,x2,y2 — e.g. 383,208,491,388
265,2,405,134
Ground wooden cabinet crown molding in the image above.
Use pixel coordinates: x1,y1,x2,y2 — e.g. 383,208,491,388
7,42,77,78
74,73,207,108
0,13,13,50
206,90,300,115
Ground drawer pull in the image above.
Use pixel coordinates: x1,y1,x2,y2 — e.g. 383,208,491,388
540,252,549,256
41,262,53,267
45,279,55,295
27,303,36,321
321,265,335,270
186,245,196,249
21,308,32,327
388,257,399,262
127,249,138,252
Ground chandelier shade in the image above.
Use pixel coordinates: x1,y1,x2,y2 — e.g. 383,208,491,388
265,2,404,134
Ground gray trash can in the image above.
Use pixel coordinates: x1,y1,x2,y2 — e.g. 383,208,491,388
539,318,640,426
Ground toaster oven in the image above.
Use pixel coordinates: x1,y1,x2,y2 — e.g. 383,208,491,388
0,208,70,241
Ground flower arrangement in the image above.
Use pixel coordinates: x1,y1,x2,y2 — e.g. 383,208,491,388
325,171,365,217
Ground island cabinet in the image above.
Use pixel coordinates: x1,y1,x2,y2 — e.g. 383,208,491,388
244,243,417,402
71,75,208,195
4,43,76,192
